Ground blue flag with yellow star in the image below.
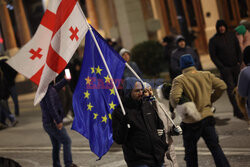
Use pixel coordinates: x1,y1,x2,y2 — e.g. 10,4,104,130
72,27,125,158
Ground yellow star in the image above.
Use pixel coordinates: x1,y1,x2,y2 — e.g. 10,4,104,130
85,76,92,85
95,66,103,75
104,75,111,83
87,102,93,111
93,113,98,119
109,101,116,110
108,113,112,120
101,115,107,123
91,67,95,74
84,90,90,99
109,88,115,95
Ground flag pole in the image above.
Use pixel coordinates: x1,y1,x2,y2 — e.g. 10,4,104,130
86,24,129,127
125,63,176,126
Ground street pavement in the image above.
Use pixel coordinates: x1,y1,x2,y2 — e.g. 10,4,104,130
0,92,250,167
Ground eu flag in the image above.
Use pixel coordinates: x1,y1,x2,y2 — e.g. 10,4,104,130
72,27,125,158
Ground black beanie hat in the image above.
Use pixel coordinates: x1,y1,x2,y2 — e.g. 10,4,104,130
243,46,250,65
216,20,228,33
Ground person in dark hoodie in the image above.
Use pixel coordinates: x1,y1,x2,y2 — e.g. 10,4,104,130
112,77,168,167
170,35,202,80
209,19,243,119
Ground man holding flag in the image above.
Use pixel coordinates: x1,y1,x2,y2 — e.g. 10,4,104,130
112,77,168,167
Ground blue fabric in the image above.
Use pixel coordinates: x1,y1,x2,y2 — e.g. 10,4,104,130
180,54,195,70
9,85,19,116
72,27,125,158
238,66,250,118
43,123,72,167
40,79,67,124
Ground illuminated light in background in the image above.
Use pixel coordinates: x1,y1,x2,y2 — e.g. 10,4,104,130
0,38,3,44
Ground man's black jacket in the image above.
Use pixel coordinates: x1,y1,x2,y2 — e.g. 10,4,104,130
112,100,168,167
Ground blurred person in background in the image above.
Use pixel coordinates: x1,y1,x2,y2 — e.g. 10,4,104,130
209,19,243,119
170,35,202,80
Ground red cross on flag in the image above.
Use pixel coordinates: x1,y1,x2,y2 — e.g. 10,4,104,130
7,0,88,105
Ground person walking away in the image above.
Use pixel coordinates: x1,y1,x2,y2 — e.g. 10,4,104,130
170,54,230,167
40,77,77,167
209,19,243,119
170,35,202,80
112,77,168,167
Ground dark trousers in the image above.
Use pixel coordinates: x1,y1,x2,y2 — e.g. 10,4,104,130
181,117,230,167
9,85,19,116
43,123,72,167
220,66,242,116
0,100,15,124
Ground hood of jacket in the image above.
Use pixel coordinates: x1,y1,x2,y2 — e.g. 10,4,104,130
123,77,143,108
216,19,228,34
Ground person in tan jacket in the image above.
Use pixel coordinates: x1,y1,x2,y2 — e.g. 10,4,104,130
170,54,230,167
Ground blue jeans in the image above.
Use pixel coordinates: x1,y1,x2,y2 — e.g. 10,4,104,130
0,100,15,124
181,117,230,167
9,86,19,116
43,123,72,167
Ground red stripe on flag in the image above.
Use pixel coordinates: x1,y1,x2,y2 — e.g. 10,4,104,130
46,45,67,73
40,10,56,31
30,65,45,85
52,0,77,37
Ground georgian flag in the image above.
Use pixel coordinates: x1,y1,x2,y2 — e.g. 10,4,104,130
7,0,88,105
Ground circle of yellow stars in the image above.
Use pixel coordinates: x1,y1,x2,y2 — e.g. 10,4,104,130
83,66,117,124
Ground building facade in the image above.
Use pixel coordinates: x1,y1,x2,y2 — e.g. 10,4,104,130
1,0,250,56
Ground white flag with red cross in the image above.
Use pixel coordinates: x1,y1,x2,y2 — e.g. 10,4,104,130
7,0,88,105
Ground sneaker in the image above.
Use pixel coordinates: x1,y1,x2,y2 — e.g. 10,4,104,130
234,112,244,120
0,123,8,130
69,163,78,167
11,120,18,127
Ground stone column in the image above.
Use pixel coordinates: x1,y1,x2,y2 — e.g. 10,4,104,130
113,0,148,50
13,0,31,46
86,0,99,30
96,0,113,37
200,0,220,43
0,0,18,55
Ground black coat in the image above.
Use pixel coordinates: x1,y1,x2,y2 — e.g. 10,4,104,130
112,100,168,167
209,31,242,69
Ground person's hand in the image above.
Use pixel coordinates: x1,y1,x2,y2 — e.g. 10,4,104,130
157,129,164,136
171,125,182,136
56,122,63,130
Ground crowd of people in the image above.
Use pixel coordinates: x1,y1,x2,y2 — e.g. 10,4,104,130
112,19,250,167
1,18,250,167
